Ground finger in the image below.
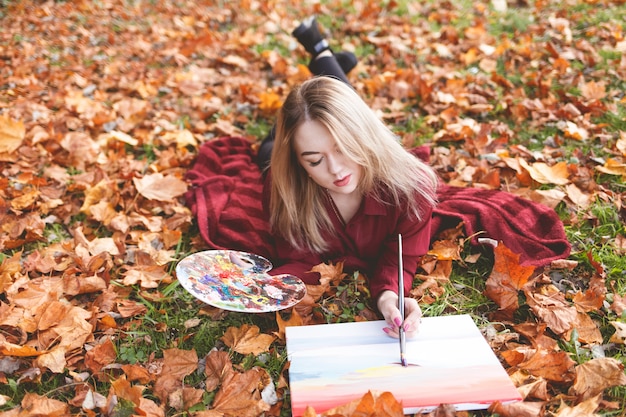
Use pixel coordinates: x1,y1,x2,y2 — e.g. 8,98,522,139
404,315,424,337
383,326,400,338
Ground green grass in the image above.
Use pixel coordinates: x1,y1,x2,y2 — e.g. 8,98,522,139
2,0,626,416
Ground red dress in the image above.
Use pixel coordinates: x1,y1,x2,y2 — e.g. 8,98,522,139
265,180,433,300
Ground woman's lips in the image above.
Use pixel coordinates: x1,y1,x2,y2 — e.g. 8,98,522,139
334,174,351,187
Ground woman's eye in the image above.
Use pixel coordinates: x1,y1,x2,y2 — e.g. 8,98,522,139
309,158,323,167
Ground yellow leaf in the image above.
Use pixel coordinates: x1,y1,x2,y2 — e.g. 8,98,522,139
0,114,25,154
518,159,570,185
596,158,626,179
0,341,43,357
221,324,275,355
258,91,283,113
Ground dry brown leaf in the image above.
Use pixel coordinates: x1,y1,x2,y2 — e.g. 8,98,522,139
311,261,347,287
19,392,69,417
580,80,606,101
0,251,23,295
571,279,606,313
211,367,271,417
525,287,578,336
513,322,559,351
136,397,166,417
560,120,589,141
133,173,188,201
122,265,172,288
608,321,626,344
570,358,626,400
613,130,626,157
221,324,275,356
0,341,42,357
205,350,234,392
425,403,466,417
517,377,550,400
429,240,462,261
116,299,148,318
84,338,117,374
563,311,602,345
154,348,199,404
553,394,601,417
610,294,626,316
518,349,576,382
564,183,592,209
488,399,545,417
121,363,154,384
614,234,626,255
111,375,144,405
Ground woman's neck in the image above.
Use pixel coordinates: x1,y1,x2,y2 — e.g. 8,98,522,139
326,189,363,225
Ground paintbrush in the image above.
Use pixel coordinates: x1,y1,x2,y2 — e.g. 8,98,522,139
398,234,407,367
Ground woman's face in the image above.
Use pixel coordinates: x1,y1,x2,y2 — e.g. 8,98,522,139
293,120,362,196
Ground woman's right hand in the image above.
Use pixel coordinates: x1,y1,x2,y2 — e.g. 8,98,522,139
377,290,423,339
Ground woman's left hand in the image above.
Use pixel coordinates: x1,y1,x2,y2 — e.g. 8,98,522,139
377,290,423,339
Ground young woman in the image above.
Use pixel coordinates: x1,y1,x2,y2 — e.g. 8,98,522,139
262,18,439,339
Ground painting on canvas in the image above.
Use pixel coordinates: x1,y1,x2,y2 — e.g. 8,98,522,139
286,314,522,416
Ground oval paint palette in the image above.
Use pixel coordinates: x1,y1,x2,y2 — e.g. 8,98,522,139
176,250,306,313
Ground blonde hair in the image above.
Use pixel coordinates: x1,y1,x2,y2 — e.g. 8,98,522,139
269,76,438,253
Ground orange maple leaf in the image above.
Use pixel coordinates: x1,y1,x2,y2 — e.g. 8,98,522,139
318,390,404,417
484,243,535,318
311,261,347,288
275,308,303,341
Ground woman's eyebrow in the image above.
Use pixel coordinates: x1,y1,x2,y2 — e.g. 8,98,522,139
300,151,320,156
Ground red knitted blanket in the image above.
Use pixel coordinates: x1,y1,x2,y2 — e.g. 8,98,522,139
184,136,571,268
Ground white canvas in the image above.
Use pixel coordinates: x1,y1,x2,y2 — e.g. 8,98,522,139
286,314,522,416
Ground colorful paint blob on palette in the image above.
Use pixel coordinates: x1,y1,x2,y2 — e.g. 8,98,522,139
176,250,306,313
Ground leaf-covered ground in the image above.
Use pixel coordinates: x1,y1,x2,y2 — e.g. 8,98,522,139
1,0,626,416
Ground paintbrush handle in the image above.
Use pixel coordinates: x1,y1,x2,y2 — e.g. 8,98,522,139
398,234,407,366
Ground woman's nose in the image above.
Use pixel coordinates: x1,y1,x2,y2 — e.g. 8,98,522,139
326,154,342,174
